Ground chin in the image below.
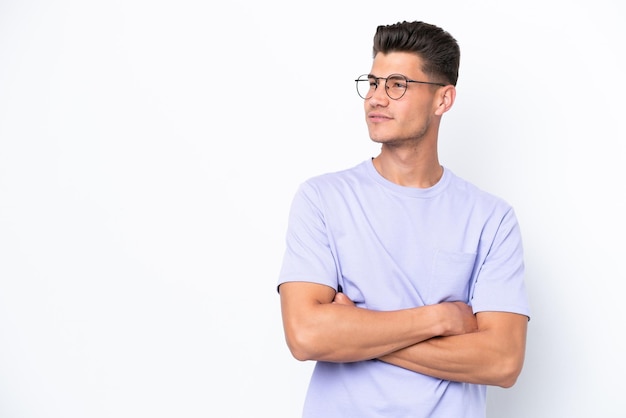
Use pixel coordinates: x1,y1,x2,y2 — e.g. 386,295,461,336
369,135,394,145
368,130,388,143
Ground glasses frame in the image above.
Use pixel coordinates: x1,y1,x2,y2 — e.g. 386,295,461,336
355,73,447,100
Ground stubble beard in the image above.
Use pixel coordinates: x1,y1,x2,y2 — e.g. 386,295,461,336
368,118,430,151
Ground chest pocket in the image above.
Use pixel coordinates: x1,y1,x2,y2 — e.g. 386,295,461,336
427,249,476,304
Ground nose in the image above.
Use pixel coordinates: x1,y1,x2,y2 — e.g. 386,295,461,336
368,82,389,106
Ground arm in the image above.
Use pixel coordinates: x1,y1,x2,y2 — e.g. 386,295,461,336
376,206,530,387
278,281,477,363
379,311,528,387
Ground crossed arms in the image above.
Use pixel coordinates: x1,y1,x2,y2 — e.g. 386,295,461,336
279,281,528,388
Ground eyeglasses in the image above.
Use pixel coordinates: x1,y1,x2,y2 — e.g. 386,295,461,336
355,74,446,100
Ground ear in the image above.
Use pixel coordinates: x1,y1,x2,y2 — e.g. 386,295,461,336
434,85,456,116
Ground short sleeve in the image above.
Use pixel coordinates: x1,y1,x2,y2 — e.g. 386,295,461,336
470,207,531,319
277,181,339,292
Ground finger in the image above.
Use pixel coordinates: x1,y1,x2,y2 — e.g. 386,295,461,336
333,292,355,306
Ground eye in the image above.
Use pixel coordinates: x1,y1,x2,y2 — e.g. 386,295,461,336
387,76,407,89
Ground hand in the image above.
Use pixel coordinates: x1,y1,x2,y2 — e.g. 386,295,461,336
333,291,356,307
439,301,478,336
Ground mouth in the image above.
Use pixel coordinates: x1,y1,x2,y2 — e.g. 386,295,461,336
367,113,392,123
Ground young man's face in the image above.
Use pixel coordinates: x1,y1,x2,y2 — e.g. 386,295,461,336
364,52,445,146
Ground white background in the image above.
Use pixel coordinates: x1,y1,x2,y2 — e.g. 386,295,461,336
1,1,624,417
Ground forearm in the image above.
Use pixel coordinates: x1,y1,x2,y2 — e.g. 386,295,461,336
379,312,528,387
284,299,445,363
280,282,478,364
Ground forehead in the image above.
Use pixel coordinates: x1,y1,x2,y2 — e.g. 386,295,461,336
371,52,424,78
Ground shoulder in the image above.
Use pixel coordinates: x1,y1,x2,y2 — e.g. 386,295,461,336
445,169,514,215
298,160,370,195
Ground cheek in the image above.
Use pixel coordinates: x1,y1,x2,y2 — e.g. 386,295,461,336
403,108,428,126
405,102,434,123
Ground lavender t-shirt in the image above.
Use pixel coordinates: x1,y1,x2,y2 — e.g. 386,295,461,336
278,159,530,418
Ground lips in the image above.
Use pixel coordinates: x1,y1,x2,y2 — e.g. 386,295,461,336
367,112,392,122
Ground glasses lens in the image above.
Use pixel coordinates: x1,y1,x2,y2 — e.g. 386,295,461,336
385,75,408,100
356,75,375,99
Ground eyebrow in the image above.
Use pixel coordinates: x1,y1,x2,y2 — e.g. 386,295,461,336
367,73,408,79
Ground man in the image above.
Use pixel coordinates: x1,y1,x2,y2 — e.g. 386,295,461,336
277,20,530,418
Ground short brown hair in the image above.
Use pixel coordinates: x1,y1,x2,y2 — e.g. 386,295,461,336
373,21,460,86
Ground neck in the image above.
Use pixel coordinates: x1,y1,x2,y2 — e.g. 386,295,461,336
372,144,442,188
